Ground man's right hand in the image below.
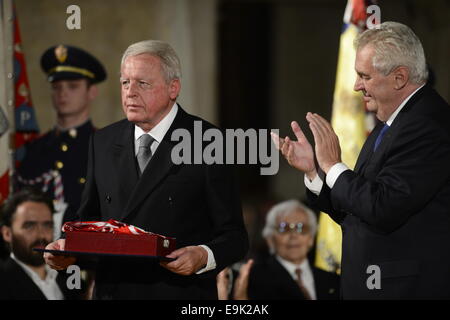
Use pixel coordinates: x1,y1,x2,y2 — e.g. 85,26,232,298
43,239,77,271
271,120,317,180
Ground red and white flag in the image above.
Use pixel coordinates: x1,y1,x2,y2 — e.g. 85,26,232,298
0,0,39,204
62,219,151,236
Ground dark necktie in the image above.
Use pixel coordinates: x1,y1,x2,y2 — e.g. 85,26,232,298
373,123,390,151
295,268,312,300
137,134,154,175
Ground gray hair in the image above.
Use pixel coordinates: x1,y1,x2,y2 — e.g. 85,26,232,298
354,21,428,84
262,199,318,239
121,40,182,83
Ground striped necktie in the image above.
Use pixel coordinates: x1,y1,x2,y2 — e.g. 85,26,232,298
137,134,154,175
295,268,312,300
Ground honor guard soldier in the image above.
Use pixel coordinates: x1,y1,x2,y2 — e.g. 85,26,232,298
16,45,107,239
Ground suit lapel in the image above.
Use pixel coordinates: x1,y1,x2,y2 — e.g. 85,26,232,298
354,122,382,173
268,256,307,298
6,259,47,300
369,117,398,165
120,107,189,221
121,139,175,221
111,121,139,219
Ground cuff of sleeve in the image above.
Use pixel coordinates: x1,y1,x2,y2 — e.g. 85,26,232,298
304,173,324,196
196,245,216,274
326,162,350,189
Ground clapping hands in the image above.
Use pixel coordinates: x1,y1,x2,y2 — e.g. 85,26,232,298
271,113,341,176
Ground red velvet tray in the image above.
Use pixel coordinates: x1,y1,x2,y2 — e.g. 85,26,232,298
34,230,176,261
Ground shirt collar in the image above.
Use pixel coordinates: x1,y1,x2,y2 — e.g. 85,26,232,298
134,103,178,143
275,255,311,279
386,84,425,126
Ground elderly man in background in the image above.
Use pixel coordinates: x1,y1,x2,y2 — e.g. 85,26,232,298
247,199,340,300
218,199,339,300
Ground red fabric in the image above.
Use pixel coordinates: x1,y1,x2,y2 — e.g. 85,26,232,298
0,172,9,204
350,0,369,27
62,219,150,235
13,4,39,151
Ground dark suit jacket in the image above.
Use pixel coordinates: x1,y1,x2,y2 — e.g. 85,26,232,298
247,256,340,300
0,257,82,300
75,106,248,299
307,85,450,299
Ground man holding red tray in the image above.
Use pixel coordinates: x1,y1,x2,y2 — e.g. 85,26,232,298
43,40,249,300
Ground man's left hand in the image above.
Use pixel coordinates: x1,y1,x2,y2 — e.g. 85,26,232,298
160,246,208,275
306,112,342,173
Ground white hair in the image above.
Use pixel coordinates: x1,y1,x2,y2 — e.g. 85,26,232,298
354,21,428,84
121,40,182,83
262,199,318,239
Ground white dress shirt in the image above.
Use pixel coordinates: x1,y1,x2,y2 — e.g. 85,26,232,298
305,84,425,194
133,102,216,274
276,255,317,300
134,103,178,156
11,253,64,300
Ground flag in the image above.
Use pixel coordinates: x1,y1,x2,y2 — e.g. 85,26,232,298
0,105,9,203
0,0,39,204
314,0,376,274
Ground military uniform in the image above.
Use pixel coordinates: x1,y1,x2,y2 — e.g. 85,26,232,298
17,120,95,223
16,45,106,235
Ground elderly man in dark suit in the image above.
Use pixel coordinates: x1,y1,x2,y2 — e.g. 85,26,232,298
273,21,450,299
247,199,340,300
44,40,248,299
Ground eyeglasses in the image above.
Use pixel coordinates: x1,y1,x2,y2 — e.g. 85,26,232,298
276,222,310,235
